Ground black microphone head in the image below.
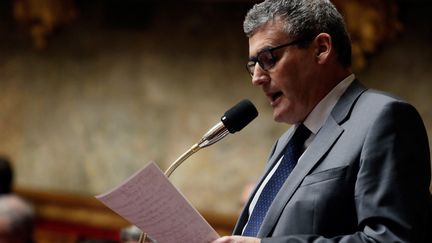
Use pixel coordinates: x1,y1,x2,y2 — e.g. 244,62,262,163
221,99,258,133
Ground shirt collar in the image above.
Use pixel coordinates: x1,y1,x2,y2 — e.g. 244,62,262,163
302,74,355,134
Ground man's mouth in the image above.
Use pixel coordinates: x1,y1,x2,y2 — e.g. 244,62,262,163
271,91,283,102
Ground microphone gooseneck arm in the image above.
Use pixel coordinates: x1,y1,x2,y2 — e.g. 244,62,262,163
164,143,200,177
164,122,229,177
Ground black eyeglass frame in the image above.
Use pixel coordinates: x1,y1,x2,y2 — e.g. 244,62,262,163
246,38,309,77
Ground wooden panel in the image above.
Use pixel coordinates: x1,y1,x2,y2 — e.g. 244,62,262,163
15,187,237,241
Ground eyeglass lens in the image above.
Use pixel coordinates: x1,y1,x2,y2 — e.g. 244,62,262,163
247,50,276,76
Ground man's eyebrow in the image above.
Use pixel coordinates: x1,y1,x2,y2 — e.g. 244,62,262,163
249,45,271,60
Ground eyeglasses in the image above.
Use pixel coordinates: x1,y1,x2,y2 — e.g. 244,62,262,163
246,38,307,77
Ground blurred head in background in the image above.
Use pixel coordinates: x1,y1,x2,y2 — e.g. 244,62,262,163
0,157,13,194
0,195,35,243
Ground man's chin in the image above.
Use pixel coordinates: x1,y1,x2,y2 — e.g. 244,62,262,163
273,111,291,124
273,109,301,124
272,100,295,123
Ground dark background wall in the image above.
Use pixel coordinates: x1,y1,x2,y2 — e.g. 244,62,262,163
0,0,430,216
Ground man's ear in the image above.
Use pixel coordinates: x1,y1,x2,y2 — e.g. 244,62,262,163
314,33,332,64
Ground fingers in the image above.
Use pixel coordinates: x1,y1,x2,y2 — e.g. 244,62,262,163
211,236,261,243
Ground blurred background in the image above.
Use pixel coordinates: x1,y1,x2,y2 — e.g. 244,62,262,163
0,0,431,242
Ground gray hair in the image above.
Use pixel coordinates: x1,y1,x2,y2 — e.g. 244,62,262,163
244,0,352,67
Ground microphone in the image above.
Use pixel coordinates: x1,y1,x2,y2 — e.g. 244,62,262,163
198,99,258,148
164,99,258,177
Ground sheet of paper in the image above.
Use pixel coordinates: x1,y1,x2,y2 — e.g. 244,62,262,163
96,161,220,243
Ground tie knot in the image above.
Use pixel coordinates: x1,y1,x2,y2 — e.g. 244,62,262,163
286,124,311,159
294,124,311,143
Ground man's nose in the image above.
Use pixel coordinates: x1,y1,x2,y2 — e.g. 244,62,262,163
251,63,270,86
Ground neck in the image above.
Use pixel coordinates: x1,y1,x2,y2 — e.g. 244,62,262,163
303,65,352,121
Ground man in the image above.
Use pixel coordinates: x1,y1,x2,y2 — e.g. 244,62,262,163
212,0,431,242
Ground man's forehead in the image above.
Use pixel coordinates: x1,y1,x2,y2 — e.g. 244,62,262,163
248,22,290,55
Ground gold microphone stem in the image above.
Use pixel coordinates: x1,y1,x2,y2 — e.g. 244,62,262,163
164,143,201,177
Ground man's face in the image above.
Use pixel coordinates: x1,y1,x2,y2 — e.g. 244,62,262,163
248,20,319,124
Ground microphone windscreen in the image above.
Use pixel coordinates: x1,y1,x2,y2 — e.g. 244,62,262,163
221,99,258,133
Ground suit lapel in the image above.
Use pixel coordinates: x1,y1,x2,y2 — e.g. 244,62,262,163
258,80,367,237
265,127,296,172
331,80,367,124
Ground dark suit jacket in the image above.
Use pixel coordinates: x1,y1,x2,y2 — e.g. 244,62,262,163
233,80,432,242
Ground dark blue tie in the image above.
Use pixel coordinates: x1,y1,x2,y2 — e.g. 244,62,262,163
242,124,311,237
